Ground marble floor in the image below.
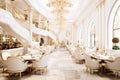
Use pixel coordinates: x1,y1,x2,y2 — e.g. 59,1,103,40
0,48,120,80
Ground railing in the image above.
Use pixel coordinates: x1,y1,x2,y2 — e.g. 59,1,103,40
1,47,24,57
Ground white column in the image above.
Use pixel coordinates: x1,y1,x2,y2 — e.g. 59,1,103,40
100,1,106,50
38,14,41,28
96,5,101,49
71,25,74,46
100,5,104,49
38,14,41,42
29,9,33,46
5,0,8,10
103,2,107,50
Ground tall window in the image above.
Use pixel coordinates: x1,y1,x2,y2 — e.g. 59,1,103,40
90,34,95,47
90,22,95,47
113,6,120,38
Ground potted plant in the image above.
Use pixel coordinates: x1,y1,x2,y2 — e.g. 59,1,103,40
112,37,120,50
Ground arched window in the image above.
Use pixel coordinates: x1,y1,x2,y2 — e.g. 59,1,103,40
113,6,120,38
88,20,95,48
90,23,95,47
108,0,120,49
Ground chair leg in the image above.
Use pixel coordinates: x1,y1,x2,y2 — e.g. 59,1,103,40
9,73,11,77
86,67,88,72
90,69,92,73
3,67,4,72
2,64,5,72
20,72,21,78
90,69,94,74
115,72,118,78
40,69,43,75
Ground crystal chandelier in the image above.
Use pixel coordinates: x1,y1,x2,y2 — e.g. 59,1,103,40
47,0,72,7
47,0,73,25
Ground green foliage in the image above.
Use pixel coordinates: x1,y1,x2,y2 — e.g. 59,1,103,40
112,45,120,50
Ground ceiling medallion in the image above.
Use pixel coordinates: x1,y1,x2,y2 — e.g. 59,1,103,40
47,0,73,25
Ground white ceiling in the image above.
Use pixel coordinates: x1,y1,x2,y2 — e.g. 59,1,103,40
36,0,81,19
25,0,98,22
9,0,99,23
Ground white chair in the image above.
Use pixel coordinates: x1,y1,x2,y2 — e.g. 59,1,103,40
106,57,120,77
84,54,100,73
2,52,11,60
6,57,28,78
0,52,6,72
32,54,49,74
72,49,84,63
85,48,94,54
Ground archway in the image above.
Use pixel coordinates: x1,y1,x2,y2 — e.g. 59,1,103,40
88,20,95,48
108,0,120,49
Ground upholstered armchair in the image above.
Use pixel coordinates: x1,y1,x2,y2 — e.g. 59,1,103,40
0,52,6,72
84,54,100,73
32,54,49,74
6,57,28,78
106,57,120,77
72,49,84,63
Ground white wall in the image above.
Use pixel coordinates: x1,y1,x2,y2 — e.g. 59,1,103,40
74,0,116,50
42,0,117,49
